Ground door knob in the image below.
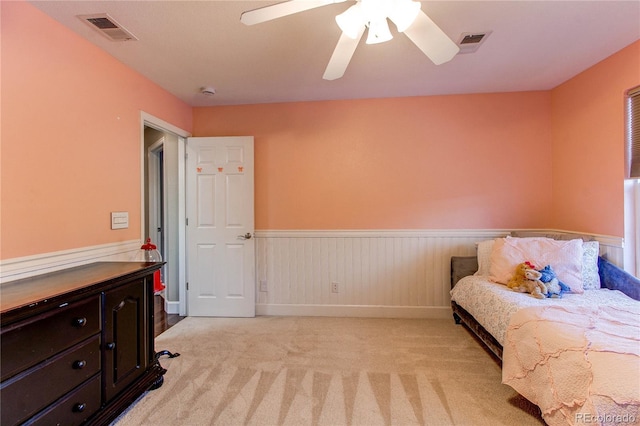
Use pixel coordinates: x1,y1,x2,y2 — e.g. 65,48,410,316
237,233,253,240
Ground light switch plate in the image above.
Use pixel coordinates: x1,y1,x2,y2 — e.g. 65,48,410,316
111,211,129,229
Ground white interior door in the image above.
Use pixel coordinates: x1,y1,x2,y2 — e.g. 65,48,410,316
186,136,255,317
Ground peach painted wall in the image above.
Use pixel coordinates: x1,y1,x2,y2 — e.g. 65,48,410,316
0,1,192,259
551,40,640,237
193,92,553,230
4,1,632,262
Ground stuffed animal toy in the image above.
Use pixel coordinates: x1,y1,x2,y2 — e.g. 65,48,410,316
507,262,530,290
538,265,570,298
508,262,548,299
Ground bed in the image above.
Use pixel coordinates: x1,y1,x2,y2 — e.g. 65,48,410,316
449,236,640,426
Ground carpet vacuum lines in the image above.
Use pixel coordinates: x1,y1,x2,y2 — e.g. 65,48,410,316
112,316,544,426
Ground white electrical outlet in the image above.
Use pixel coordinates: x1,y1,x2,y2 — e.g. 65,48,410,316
260,280,268,292
331,282,339,293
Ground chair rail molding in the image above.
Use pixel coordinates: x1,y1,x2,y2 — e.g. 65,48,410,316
0,240,141,283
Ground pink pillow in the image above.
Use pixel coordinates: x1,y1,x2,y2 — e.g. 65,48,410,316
489,237,584,293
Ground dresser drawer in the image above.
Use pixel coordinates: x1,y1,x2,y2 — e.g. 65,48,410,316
27,374,101,426
1,296,101,381
1,335,101,425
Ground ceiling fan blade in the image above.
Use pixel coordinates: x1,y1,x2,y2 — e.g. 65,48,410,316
323,27,365,80
241,0,347,26
403,10,460,65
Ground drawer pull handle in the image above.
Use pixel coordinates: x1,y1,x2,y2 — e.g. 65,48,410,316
73,360,86,369
106,342,116,350
73,317,87,327
73,403,86,413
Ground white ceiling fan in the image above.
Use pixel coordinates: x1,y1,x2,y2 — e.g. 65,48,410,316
240,0,460,80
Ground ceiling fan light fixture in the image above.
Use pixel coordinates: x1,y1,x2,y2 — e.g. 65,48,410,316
241,0,460,81
336,0,417,45
336,4,364,39
388,0,421,32
366,18,393,44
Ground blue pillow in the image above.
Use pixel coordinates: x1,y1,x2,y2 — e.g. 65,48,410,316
597,256,640,301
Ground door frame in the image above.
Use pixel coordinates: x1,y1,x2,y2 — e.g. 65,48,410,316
140,112,191,316
147,139,164,262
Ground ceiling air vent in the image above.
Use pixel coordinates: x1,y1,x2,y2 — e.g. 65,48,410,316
78,13,138,41
457,31,491,54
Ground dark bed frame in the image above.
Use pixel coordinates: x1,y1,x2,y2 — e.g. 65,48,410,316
449,254,640,364
450,256,504,361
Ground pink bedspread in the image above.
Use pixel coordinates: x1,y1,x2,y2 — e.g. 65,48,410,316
502,305,640,426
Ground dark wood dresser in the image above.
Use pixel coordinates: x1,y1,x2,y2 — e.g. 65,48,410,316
0,262,166,425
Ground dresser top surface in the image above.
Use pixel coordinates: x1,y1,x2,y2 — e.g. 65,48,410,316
0,262,161,315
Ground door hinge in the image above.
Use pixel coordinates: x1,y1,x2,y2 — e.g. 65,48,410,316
186,218,189,226
186,282,189,290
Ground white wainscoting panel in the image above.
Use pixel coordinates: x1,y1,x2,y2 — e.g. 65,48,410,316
255,230,509,318
0,230,624,316
254,230,624,318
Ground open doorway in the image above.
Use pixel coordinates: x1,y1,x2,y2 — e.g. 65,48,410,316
144,129,166,273
141,112,190,316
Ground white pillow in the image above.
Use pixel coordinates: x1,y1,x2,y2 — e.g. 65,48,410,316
474,239,495,276
489,237,585,293
581,240,601,290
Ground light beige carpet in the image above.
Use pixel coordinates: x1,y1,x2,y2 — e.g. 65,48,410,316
114,316,544,426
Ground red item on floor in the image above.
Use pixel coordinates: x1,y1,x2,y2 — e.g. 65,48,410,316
153,270,165,293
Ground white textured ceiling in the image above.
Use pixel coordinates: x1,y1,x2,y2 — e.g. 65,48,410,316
30,1,640,107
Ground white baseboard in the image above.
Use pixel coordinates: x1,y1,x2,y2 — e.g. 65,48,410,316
256,304,452,319
0,240,142,283
165,300,180,315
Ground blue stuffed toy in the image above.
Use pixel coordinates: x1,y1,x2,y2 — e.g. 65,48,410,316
538,265,570,298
